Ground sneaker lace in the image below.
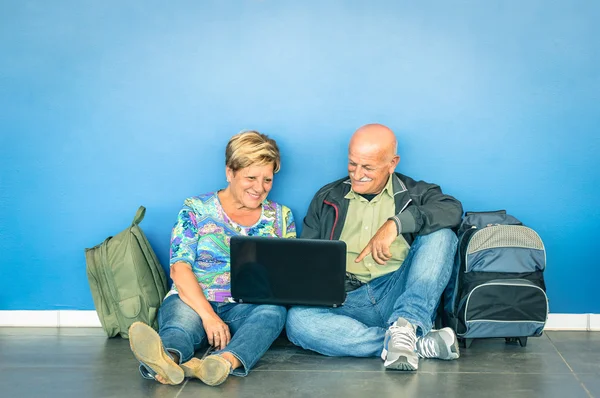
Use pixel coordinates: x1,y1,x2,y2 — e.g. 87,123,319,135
416,336,437,358
389,324,417,352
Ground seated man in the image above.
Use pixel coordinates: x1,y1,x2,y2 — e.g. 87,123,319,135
286,124,463,371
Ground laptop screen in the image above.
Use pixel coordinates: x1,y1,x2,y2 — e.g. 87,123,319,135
230,236,347,307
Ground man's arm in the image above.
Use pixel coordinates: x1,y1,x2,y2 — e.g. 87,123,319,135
356,219,398,265
300,192,323,239
357,180,463,265
393,182,463,236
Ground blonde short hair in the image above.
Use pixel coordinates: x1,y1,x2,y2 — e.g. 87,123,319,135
225,130,281,173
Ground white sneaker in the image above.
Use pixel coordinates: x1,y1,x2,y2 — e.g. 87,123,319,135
416,327,460,360
381,317,419,371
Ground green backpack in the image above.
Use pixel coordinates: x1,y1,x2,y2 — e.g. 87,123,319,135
85,206,169,338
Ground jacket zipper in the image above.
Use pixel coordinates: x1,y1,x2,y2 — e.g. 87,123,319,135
323,200,339,240
322,196,411,241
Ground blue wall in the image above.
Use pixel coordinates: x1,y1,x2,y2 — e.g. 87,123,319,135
1,1,598,313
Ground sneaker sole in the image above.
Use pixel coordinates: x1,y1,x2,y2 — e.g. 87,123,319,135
129,322,184,385
384,355,418,371
382,348,418,371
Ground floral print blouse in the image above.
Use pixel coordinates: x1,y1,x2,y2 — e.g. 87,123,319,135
167,192,296,302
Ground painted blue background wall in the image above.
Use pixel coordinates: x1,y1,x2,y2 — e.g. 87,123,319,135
1,1,598,313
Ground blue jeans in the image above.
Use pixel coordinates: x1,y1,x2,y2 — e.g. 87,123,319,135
142,294,286,377
285,228,457,357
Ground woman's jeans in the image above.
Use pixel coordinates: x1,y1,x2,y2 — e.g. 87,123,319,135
140,294,286,378
285,228,457,358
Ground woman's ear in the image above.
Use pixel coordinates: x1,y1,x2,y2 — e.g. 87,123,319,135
225,167,234,183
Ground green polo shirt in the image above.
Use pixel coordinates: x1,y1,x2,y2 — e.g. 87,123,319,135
340,176,410,282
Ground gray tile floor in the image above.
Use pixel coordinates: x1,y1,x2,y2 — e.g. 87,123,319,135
0,328,597,398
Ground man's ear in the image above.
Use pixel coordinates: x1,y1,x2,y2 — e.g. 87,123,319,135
389,155,400,173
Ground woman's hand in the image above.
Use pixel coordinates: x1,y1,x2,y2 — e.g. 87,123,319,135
171,262,232,350
202,314,231,350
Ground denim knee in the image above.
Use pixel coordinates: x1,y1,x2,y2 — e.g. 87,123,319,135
159,295,203,330
253,304,287,330
285,307,317,344
158,295,205,359
421,228,458,247
285,307,303,329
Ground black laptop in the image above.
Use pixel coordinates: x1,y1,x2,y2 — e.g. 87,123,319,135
230,236,347,307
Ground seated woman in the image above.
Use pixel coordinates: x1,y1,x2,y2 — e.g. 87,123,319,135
128,131,296,386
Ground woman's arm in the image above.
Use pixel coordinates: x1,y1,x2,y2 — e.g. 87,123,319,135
169,202,231,349
171,261,231,350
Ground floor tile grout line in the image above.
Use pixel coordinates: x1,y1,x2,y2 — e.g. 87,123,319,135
174,379,189,398
545,333,575,372
174,346,211,395
546,332,594,398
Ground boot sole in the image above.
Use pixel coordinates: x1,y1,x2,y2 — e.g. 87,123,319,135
180,356,230,386
197,356,231,386
129,322,184,385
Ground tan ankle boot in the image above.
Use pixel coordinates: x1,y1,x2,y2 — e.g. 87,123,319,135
181,355,231,386
128,322,184,385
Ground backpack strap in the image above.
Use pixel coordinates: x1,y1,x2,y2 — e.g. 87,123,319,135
132,206,146,227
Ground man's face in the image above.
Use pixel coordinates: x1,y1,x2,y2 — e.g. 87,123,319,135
347,144,398,195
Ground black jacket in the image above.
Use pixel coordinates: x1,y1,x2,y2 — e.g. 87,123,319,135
300,173,463,245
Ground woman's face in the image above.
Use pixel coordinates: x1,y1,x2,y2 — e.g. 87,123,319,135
226,163,274,210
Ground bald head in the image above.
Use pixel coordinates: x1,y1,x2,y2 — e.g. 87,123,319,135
347,124,400,195
349,124,398,158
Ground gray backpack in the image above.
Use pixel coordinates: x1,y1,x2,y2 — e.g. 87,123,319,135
443,210,548,348
85,206,168,338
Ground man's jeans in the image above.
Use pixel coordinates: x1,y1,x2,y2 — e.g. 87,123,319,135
140,294,286,377
285,228,457,357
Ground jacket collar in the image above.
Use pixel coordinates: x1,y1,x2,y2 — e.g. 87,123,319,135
340,173,407,191
344,175,395,201
335,173,410,213
391,173,408,195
